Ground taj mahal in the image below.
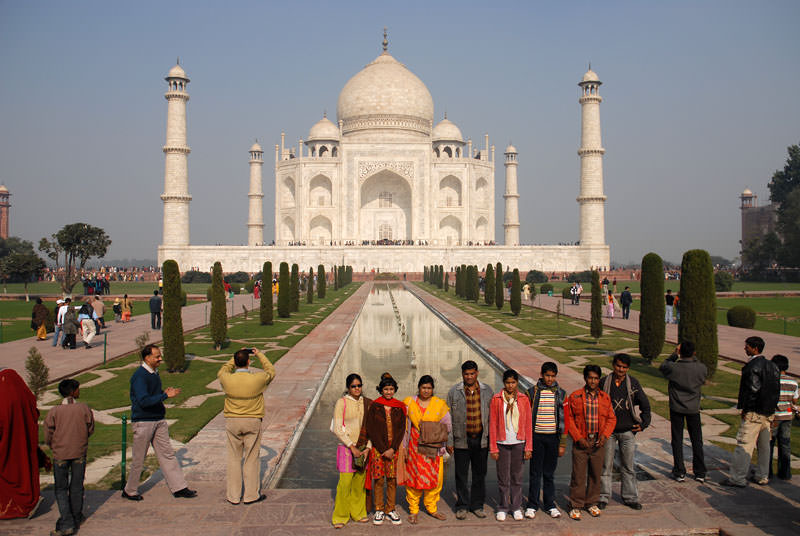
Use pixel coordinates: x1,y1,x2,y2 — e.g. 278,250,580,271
157,33,610,273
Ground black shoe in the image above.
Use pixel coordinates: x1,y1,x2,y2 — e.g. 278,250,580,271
597,502,607,510
173,487,197,498
121,490,143,501
243,494,266,505
471,509,487,518
720,478,746,488
624,502,642,510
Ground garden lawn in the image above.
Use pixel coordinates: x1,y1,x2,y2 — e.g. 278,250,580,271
1,281,215,296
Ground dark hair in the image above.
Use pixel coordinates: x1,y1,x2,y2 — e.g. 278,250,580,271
772,354,789,372
679,341,695,358
583,364,602,379
58,378,80,398
461,360,478,372
234,349,251,368
666,289,672,294
154,290,159,296
377,372,398,394
141,343,159,360
541,362,558,375
502,369,519,382
745,336,765,353
36,297,43,304
612,353,631,367
418,375,434,389
624,286,630,290
346,373,362,388
65,297,71,303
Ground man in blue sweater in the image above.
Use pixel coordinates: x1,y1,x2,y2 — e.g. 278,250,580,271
122,344,196,500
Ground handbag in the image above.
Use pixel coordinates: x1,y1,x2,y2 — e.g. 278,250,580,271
334,397,367,472
418,421,448,458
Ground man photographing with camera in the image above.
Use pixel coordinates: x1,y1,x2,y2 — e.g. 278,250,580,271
218,347,276,505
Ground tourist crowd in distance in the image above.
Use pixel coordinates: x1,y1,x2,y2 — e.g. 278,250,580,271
1,334,796,534
38,294,139,350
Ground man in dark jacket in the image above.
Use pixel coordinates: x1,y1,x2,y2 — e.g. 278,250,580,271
599,354,651,510
620,287,633,319
660,341,707,482
723,336,780,487
149,290,162,330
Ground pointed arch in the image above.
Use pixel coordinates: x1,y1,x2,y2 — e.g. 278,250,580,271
439,175,462,207
439,215,462,246
475,216,488,242
309,215,332,245
309,174,332,206
281,216,295,242
360,170,412,241
282,176,296,207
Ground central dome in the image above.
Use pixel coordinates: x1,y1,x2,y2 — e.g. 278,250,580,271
337,52,434,136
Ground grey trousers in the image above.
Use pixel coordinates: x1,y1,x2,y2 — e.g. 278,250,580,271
496,443,524,513
599,431,638,504
124,420,188,495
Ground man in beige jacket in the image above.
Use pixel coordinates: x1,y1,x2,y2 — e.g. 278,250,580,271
217,348,276,504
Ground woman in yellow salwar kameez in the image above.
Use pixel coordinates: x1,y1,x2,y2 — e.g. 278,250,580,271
402,375,451,524
330,373,371,529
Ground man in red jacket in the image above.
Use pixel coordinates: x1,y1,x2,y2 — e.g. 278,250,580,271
566,365,616,521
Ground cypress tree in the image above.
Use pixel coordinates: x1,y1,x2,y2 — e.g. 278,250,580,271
510,268,521,315
473,265,480,302
495,262,504,310
278,262,290,318
307,267,314,304
318,264,326,299
639,252,665,363
161,260,185,371
461,264,468,299
444,271,449,292
290,264,300,312
437,265,443,288
260,261,273,325
455,266,461,296
590,270,603,340
210,261,227,349
678,249,719,378
431,265,436,285
485,263,495,307
465,266,474,301
339,265,346,288
333,265,339,290
346,266,352,284
424,266,428,282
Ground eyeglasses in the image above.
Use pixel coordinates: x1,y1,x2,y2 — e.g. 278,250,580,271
349,384,362,388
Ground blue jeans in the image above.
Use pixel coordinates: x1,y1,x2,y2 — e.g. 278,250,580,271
770,420,792,480
52,324,63,347
600,431,638,504
527,432,559,510
54,457,86,532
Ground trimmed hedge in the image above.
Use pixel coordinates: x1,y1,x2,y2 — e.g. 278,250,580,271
678,249,719,378
525,270,548,284
561,286,572,299
727,305,756,328
639,252,665,363
540,283,554,294
495,262,504,310
510,268,521,316
317,265,326,299
290,264,300,313
210,261,227,349
260,261,273,325
181,270,211,284
162,260,186,371
224,271,250,284
590,270,603,340
714,271,734,292
485,263,495,307
307,267,314,304
278,262,290,318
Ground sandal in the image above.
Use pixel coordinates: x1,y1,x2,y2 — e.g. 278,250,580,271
587,505,601,517
357,517,369,523
333,523,345,529
408,514,418,525
429,510,447,521
569,508,582,521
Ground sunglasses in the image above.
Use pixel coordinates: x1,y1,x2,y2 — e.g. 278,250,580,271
349,384,362,388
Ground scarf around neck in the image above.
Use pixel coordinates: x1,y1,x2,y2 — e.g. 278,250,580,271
502,390,520,434
374,396,407,415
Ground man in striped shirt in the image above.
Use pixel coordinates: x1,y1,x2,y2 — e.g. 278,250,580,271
770,354,798,480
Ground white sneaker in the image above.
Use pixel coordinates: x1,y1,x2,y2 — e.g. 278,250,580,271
548,507,561,518
512,510,524,521
386,510,402,525
496,511,507,521
373,511,384,525
524,508,536,519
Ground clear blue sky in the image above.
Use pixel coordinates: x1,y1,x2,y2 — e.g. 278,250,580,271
1,0,798,265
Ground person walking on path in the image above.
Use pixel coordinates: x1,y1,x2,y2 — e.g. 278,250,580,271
76,302,97,350
620,287,633,320
769,354,798,480
120,294,133,323
447,360,494,520
566,365,616,521
331,373,371,528
525,361,567,520
217,347,275,505
489,369,532,522
61,302,80,350
402,375,450,524
722,336,781,488
31,298,49,340
44,379,94,536
91,296,105,333
599,354,651,511
52,299,65,347
665,289,675,324
659,342,708,482
149,290,162,330
112,298,122,323
122,344,197,501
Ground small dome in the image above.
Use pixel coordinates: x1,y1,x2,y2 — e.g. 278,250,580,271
167,63,188,80
249,141,263,152
432,118,463,142
308,116,340,141
581,68,600,83
0,184,8,193
741,188,754,196
505,144,517,154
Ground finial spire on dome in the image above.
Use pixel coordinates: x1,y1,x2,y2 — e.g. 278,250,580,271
444,111,447,120
323,110,327,118
382,27,388,53
177,56,180,65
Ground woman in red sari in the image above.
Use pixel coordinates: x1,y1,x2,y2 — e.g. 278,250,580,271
402,375,451,524
0,368,44,519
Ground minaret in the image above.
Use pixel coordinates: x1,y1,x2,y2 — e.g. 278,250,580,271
503,144,520,246
161,61,192,246
577,67,607,246
0,183,10,239
247,141,264,246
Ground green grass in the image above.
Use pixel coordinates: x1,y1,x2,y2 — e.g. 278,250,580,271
527,280,800,294
1,281,214,295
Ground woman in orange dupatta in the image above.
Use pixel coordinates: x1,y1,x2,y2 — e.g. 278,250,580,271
402,375,451,524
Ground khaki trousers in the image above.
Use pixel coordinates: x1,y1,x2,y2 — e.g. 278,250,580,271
225,417,263,503
81,319,96,345
729,412,773,485
569,441,604,508
124,420,187,495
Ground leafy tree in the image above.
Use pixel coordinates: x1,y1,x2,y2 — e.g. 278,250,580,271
317,264,326,299
290,264,300,312
260,261,273,325
210,261,227,349
25,347,49,402
777,188,800,268
181,270,212,284
278,262,290,317
161,260,186,371
473,265,480,303
307,267,314,304
510,268,521,316
525,270,548,284
0,249,45,300
678,249,718,378
767,143,800,207
38,223,111,295
223,271,250,283
741,233,781,272
484,263,495,307
590,270,603,340
639,252,665,363
714,271,734,292
444,271,449,292
495,262,504,310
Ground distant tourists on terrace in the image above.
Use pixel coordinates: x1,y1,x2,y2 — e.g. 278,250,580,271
31,298,49,340
120,294,133,323
331,373,371,529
